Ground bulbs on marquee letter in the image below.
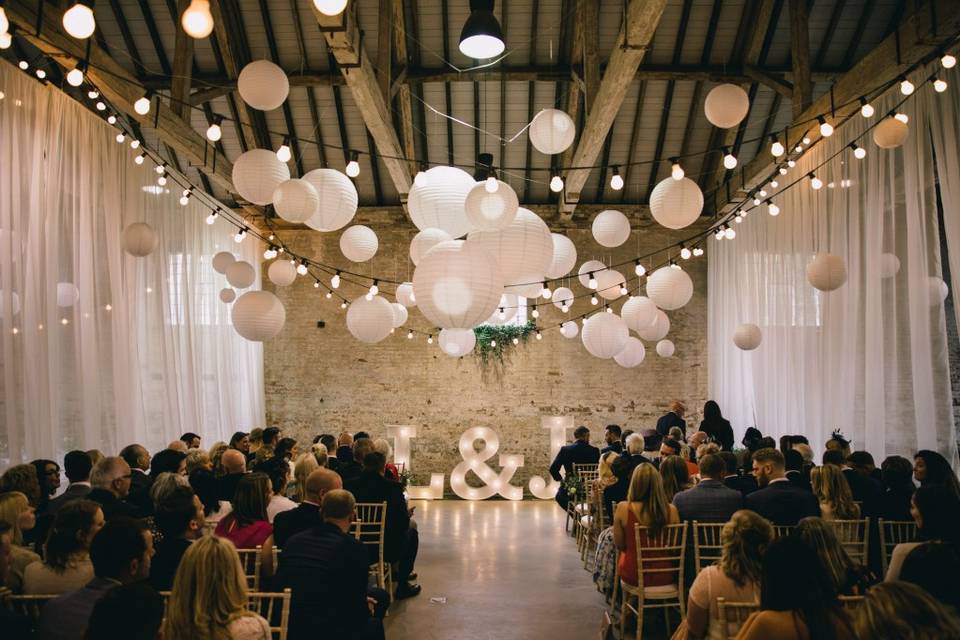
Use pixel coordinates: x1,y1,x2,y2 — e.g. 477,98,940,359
528,417,573,499
450,427,524,501
386,425,444,500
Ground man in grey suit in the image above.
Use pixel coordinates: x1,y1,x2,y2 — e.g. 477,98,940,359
46,451,93,515
672,454,743,523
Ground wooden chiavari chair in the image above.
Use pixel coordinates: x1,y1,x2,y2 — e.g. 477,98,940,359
353,501,394,601
878,519,918,576
716,597,758,640
619,523,687,640
2,593,55,627
692,521,726,575
828,518,869,565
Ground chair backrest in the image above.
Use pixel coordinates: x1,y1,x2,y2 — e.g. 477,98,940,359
591,482,608,529
3,594,55,626
352,502,387,567
878,519,918,575
236,546,264,590
574,463,599,476
772,525,795,538
828,519,869,565
693,521,726,574
248,589,292,640
840,594,865,613
633,523,688,591
716,597,759,640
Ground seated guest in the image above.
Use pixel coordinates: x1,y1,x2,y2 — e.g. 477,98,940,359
85,450,105,467
257,457,296,522
825,430,852,459
841,452,883,518
640,428,662,464
899,541,960,612
784,449,810,490
886,485,960,581
604,433,651,515
292,452,321,502
167,440,188,453
218,448,248,504
847,450,881,481
214,472,275,577
84,581,164,640
319,434,341,473
0,522,34,639
549,426,601,510
148,448,187,480
254,426,282,465
336,432,355,463
719,451,758,496
880,455,916,521
147,471,190,533
0,491,40,592
274,469,342,548
736,535,854,639
687,431,709,461
613,464,680,588
32,458,62,519
309,443,329,468
681,510,772,640
38,517,153,640
741,427,763,452
698,400,734,451
0,464,41,508
372,438,400,481
673,453,743,523
854,581,960,639
47,451,93,514
745,448,820,526
229,431,251,457
24,500,103,594
913,449,960,498
656,400,686,437
247,427,264,464
189,462,221,519
793,443,815,468
185,448,213,475
660,438,698,477
658,454,691,503
810,464,860,521
148,486,205,591
796,517,872,595
274,437,299,465
180,432,201,449
339,438,374,485
163,536,271,640
668,426,685,444
601,424,623,455
118,444,152,514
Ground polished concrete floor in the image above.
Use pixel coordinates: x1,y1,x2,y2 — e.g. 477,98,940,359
385,500,608,640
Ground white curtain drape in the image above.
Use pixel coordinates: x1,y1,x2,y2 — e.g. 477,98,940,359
709,65,957,465
0,61,264,464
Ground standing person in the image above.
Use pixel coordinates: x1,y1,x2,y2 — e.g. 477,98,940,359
745,448,820,526
87,457,140,521
23,500,103,594
913,450,960,498
601,425,623,455
148,486,205,591
47,451,93,514
548,426,600,510
699,401,734,451
672,454,743,523
0,491,40,593
656,401,687,438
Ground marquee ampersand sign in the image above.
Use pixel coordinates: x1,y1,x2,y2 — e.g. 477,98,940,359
450,426,524,500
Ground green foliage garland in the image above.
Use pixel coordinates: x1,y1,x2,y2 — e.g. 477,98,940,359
472,321,537,366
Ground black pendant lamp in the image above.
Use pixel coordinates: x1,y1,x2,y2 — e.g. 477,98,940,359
459,0,505,59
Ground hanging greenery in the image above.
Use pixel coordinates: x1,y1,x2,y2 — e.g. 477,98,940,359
472,321,537,366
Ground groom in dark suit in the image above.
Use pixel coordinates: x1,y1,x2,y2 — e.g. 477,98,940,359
549,426,600,510
745,448,820,525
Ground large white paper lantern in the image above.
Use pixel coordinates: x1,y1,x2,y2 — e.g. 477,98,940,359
410,228,453,265
656,339,675,358
466,208,554,293
272,179,319,224
225,260,256,289
560,320,579,339
546,233,577,279
57,283,79,307
232,290,286,341
0,291,21,316
928,276,949,306
407,166,476,238
581,312,629,358
637,309,670,342
704,83,750,129
232,149,290,206
301,168,358,232
646,266,694,310
340,225,378,263
578,260,608,288
733,323,762,350
346,295,394,343
267,260,297,287
592,210,630,248
880,253,901,279
552,286,575,311
121,222,159,257
529,109,576,155
396,282,416,307
596,269,626,300
412,240,504,329
614,337,646,368
464,180,518,231
484,293,519,325
439,327,477,356
391,303,408,328
219,288,236,303
806,253,847,291
212,251,235,274
621,296,659,333
873,117,909,149
237,60,289,111
650,177,704,230
506,282,545,299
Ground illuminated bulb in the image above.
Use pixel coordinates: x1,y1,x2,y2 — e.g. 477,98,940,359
610,167,624,191
179,195,189,206
536,331,542,340
788,159,796,168
560,304,568,313
490,340,496,347
723,150,738,170
549,175,564,192
313,0,348,16
588,273,597,289
155,164,165,175
619,285,628,296
818,117,833,137
427,335,433,344
95,101,106,111
407,330,414,339
590,295,598,306
802,136,811,145
67,67,84,87
340,302,347,309
770,138,785,157
768,202,780,217
63,2,97,39
671,162,684,180
770,180,779,188
325,292,332,299
331,272,341,289
900,78,915,95
693,247,704,257
205,212,218,225
157,175,167,186
794,145,803,153
134,154,145,165
634,261,645,277
943,54,957,69
753,197,761,206
263,248,276,260
276,143,292,163
18,60,28,70
779,167,788,176
345,153,360,178
134,95,151,115
297,262,308,276
531,306,539,319
313,280,320,289
369,281,379,296
483,176,499,193
512,337,519,345
934,78,948,93
87,89,98,99
414,170,428,187
181,0,215,38
107,115,117,125
758,189,767,198
234,229,246,243
860,99,875,118
61,318,69,326
894,112,909,124
810,174,823,190
130,140,140,149
206,122,222,142
541,283,551,299
605,306,613,314
852,144,866,160
680,247,691,260
715,227,725,240
734,215,742,224
115,133,125,143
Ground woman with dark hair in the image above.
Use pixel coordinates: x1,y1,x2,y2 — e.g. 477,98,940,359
229,431,250,454
30,459,61,511
885,485,960,581
273,437,298,462
23,499,104,594
913,450,960,498
149,449,187,479
659,455,691,503
741,427,763,452
699,401,734,451
214,472,274,577
737,535,853,639
880,455,916,521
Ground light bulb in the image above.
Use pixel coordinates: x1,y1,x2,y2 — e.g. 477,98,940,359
134,95,151,115
206,123,222,142
205,212,218,225
541,283,551,299
943,54,957,69
325,291,332,299
485,177,498,193
414,170,427,187
67,67,84,87
157,175,167,186
181,0,214,38
768,202,780,216
35,68,47,80
770,139,785,157
715,228,725,240
345,155,360,178
263,248,275,260
276,143,292,163
95,101,108,112
130,140,141,149
723,151,738,170
590,295,598,305
818,117,834,137
934,78,948,93
549,175,563,192
779,167,788,176
115,133,125,143
680,247,691,260
340,302,347,309
634,262,646,277
427,335,433,344
18,60,29,70
605,306,613,313
894,112,909,124
802,136,811,145
512,337,519,345
860,101,875,118
810,175,823,190
787,159,796,168
619,285,628,296
588,273,597,289
610,168,624,191
734,215,742,224
296,262,308,276
331,273,341,289
134,154,145,165
107,115,117,124
536,331,542,340
531,306,539,318
693,247,704,257
179,195,189,206
770,180,779,188
407,330,413,339
753,197,761,206
853,144,866,160
234,229,246,243
313,280,320,289
900,78,915,95
671,162,684,180
63,2,96,39
313,0,348,16
725,227,737,239
369,282,379,296
758,188,767,198
560,304,568,313
155,164,165,174
87,89,98,99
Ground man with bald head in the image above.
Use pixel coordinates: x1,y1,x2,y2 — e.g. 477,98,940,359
273,469,342,548
216,448,248,505
88,457,141,520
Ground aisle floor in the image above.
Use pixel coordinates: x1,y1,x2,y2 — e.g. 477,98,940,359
384,499,608,640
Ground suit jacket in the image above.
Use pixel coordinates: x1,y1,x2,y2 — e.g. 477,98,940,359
336,446,355,463
273,502,322,548
127,470,153,515
842,468,883,517
656,412,686,437
881,485,915,521
724,474,759,496
673,479,744,522
548,440,601,482
337,460,363,485
45,483,91,515
745,479,820,526
148,537,191,591
37,577,120,640
344,472,409,563
698,419,735,451
217,472,245,503
86,489,141,521
601,442,623,456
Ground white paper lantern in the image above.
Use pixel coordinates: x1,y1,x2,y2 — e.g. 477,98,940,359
272,179,319,224
396,282,417,307
646,266,694,310
591,210,630,248
581,311,629,358
614,337,646,368
621,296,659,333
346,295,394,343
560,320,579,339
484,293,519,325
212,251,235,274
704,83,750,129
121,222,159,257
225,260,256,289
546,233,577,279
57,282,79,307
412,240,504,329
806,253,847,291
506,282,546,299
439,327,477,356
219,288,237,303
339,225,378,262
928,276,949,306
596,269,626,300
552,286,575,311
873,117,909,149
0,291,21,316
529,109,576,155
656,339,676,358
464,180,519,231
733,323,762,350
267,260,297,287
237,60,289,111
232,149,290,206
231,290,286,341
637,309,670,342
650,177,704,230
301,168,358,232
880,253,901,279
410,228,453,265
407,166,476,238
466,208,554,293
391,303,408,328
578,260,609,288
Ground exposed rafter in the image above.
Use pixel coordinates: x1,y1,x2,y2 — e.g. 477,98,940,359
789,0,813,114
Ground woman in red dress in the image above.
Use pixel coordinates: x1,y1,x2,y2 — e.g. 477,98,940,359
214,472,275,579
613,463,680,588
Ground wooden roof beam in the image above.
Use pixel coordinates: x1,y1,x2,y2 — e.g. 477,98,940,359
789,0,813,114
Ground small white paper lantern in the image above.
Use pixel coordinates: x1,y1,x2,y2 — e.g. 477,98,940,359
656,339,676,358
928,276,949,306
237,60,289,111
219,288,237,303
391,303,408,328
637,309,670,342
596,269,626,300
552,286,575,311
806,253,847,291
232,149,290,206
621,296,659,333
466,208,554,293
873,117,909,149
0,291,21,316
581,311,629,358
591,210,631,248
560,320,579,339
506,282,545,299
704,83,750,129
464,180,519,230
301,168,358,232
212,251,235,274
267,260,297,287
529,108,576,155
121,222,159,257
650,177,704,230
546,233,577,279
439,327,477,356
339,225,378,263
484,293,519,325
57,282,79,307
412,240,504,329
614,337,646,368
396,282,417,307
346,295,394,343
880,253,901,279
225,260,256,289
232,290,286,341
646,266,694,310
733,323,762,350
578,260,609,288
407,166,476,238
272,179,319,224
410,228,453,265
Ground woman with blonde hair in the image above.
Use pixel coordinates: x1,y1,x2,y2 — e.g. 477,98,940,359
0,491,40,592
854,581,960,639
613,464,680,588
163,536,271,640
292,453,320,502
660,455,692,502
796,517,872,595
810,464,860,521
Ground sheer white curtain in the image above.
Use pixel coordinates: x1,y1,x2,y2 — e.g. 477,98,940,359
709,66,956,465
0,61,264,464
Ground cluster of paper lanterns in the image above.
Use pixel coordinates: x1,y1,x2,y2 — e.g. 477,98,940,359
212,250,287,342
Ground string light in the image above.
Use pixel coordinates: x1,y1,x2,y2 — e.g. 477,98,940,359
205,210,219,225
770,135,785,157
770,180,779,188
66,63,86,87
634,260,645,277
325,291,332,299
587,273,597,289
802,136,812,145
670,160,684,180
427,334,433,344
934,77,948,93
851,143,866,160
313,280,320,288
115,132,125,144
134,92,152,115
181,0,215,38
605,306,613,313
340,301,347,310
610,166,624,191
512,337,519,345
722,147,738,170
693,247,704,257
535,331,542,340
779,166,788,176
818,116,834,137
18,60,28,70
590,295,599,305
179,190,191,206
560,303,568,313
345,151,360,178
157,173,167,186
788,159,796,168
206,117,223,142
899,76,915,95
715,227,726,240
531,305,539,319
107,114,117,125
95,101,106,111
331,272,341,289
680,246,691,260
619,284,628,296
277,138,292,163
943,53,957,69
407,330,414,339
485,176,498,192
724,226,736,239
234,228,247,243
369,280,379,296
263,246,278,260
734,214,743,224
809,173,823,190
296,260,309,276
87,89,98,99
860,97,875,118
541,282,551,299
134,153,145,165
894,112,909,124
63,1,97,39
549,175,564,192
130,140,141,149
768,201,780,217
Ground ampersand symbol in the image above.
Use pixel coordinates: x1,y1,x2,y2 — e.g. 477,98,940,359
450,427,524,500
